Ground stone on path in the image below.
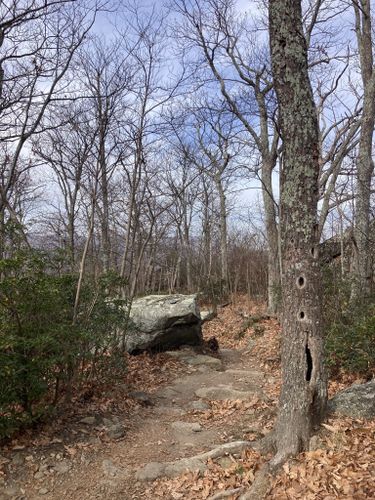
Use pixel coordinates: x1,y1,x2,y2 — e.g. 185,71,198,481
79,416,96,425
166,351,223,371
195,386,263,401
190,400,210,411
102,459,128,478
171,422,202,433
328,380,375,418
224,369,264,380
106,424,125,439
126,294,202,353
135,441,253,481
128,391,154,406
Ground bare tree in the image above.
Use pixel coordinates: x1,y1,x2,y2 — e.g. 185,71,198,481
351,0,375,300
32,103,96,269
0,0,102,253
77,37,132,272
174,0,281,312
269,0,327,467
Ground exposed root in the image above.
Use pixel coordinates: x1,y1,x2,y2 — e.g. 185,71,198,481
208,487,245,499
268,442,300,473
252,432,276,455
239,463,271,500
136,441,255,481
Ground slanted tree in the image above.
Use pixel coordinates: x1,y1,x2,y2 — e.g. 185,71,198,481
268,0,327,466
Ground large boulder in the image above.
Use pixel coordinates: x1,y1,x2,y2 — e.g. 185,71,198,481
125,294,202,354
328,380,375,418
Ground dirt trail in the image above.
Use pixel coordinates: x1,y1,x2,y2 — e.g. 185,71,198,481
0,305,280,500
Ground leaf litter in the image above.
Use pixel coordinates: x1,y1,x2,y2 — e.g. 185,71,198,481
0,296,374,499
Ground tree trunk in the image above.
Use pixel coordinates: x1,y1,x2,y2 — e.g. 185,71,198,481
269,0,327,466
216,177,229,294
351,0,375,301
98,107,111,273
202,181,212,281
262,160,281,315
183,211,192,292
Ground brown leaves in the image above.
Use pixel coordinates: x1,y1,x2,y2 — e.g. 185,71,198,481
270,416,375,499
150,449,262,500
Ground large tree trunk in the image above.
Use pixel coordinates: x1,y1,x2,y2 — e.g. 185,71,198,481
269,0,327,466
351,0,375,301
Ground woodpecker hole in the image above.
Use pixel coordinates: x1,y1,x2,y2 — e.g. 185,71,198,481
299,311,305,320
305,344,313,381
297,276,305,288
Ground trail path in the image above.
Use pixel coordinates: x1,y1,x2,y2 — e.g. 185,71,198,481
0,303,282,500
3,302,374,499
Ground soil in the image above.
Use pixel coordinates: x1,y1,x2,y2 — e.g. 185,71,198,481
1,298,374,499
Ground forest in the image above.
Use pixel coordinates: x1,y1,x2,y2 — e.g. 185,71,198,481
0,0,374,498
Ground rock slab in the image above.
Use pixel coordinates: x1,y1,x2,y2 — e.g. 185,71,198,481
126,295,202,353
328,380,375,418
195,386,262,401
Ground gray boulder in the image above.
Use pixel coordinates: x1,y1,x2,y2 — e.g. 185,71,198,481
328,380,375,418
125,294,202,353
200,310,217,323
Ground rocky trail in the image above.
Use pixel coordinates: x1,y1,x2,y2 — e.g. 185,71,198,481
1,300,375,499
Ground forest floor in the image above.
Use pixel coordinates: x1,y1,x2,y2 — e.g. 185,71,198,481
0,297,374,499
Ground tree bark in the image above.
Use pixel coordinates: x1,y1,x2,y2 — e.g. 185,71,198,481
269,0,327,466
262,159,281,315
215,176,229,294
351,0,375,300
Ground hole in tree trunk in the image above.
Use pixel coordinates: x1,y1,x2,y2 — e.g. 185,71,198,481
305,344,312,381
297,276,305,288
299,311,305,320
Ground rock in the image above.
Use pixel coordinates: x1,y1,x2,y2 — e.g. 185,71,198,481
79,416,96,425
38,488,49,495
157,386,179,399
53,461,71,474
328,380,375,418
34,471,45,480
135,461,166,481
195,386,262,401
128,391,154,406
11,454,24,466
107,424,125,439
165,348,195,359
184,355,223,371
2,486,20,497
101,459,128,478
200,310,217,323
171,422,202,432
164,457,206,477
225,369,264,380
126,294,202,353
154,407,186,417
166,351,222,370
136,441,253,481
190,400,210,411
87,436,102,446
